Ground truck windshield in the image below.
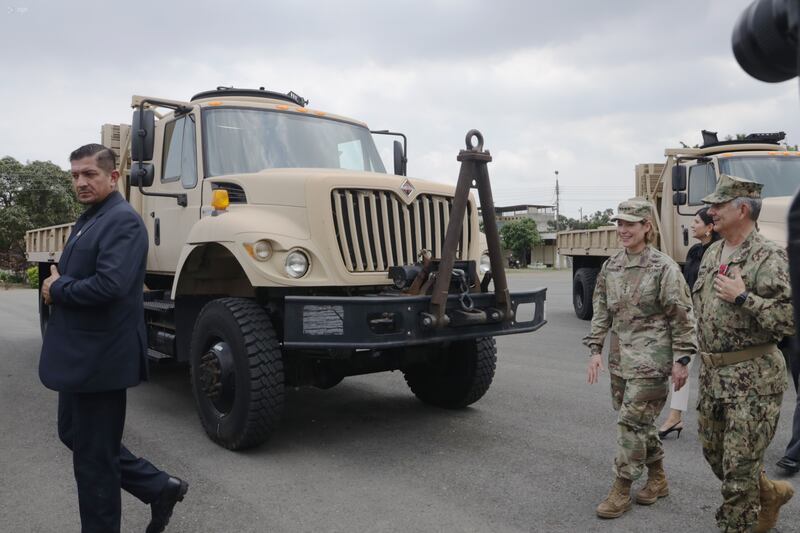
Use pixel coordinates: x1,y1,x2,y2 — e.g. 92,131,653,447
203,108,386,176
718,156,800,198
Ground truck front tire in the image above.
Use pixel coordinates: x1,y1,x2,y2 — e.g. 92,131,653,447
190,298,284,450
403,337,497,408
573,268,598,320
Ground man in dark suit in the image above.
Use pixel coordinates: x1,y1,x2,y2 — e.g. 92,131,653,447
39,143,188,533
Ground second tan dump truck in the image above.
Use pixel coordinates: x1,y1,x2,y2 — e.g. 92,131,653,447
557,130,798,319
26,87,546,449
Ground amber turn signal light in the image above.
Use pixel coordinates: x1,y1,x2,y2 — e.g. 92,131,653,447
212,189,230,210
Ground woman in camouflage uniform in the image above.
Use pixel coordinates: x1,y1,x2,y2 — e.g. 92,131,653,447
584,197,697,519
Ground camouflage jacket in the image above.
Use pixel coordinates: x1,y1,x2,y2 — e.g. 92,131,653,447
693,229,792,398
583,246,697,379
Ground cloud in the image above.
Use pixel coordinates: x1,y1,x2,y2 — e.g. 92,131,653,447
1,0,796,218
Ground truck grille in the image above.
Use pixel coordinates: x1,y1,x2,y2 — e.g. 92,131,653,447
331,189,472,272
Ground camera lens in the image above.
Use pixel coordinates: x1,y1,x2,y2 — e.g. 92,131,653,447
732,0,798,82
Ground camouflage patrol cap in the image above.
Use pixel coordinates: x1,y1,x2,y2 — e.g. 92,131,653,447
701,174,763,204
610,197,654,222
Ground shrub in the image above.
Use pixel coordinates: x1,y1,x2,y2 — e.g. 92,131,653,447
0,269,24,286
27,265,38,289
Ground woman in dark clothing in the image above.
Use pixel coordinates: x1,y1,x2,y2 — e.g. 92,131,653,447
659,206,719,437
683,207,720,290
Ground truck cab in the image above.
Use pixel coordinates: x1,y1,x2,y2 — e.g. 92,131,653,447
663,131,798,259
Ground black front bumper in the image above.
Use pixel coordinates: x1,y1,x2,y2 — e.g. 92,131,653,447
283,288,546,349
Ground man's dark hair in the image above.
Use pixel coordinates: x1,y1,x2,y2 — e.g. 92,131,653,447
69,144,116,173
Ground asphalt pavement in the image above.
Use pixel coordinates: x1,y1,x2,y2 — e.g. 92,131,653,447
0,270,797,532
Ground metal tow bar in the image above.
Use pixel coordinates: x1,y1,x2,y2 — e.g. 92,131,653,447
428,129,511,326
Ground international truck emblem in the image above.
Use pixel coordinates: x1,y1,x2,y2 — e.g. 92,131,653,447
400,179,415,197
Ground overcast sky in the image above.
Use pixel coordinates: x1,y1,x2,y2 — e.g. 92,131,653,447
2,0,797,218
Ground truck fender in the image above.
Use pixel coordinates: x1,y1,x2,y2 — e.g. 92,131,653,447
170,208,313,298
171,242,256,299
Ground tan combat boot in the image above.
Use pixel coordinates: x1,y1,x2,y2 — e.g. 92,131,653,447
635,459,669,505
754,472,794,533
596,477,633,518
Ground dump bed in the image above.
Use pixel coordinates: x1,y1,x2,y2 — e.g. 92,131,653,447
26,222,75,263
556,226,620,258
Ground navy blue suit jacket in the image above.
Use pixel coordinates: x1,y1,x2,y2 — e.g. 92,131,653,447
39,191,149,392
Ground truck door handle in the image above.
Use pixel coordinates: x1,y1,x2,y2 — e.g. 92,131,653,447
682,226,688,246
155,218,161,246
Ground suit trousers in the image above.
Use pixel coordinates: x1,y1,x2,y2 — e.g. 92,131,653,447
58,390,169,533
785,347,800,460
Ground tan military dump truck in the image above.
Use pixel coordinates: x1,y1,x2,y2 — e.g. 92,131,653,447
557,131,798,320
26,87,546,449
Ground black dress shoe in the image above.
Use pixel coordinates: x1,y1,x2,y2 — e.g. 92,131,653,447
147,476,188,533
776,456,800,474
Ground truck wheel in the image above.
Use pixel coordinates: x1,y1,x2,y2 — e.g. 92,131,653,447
403,337,497,408
190,298,284,450
573,268,598,320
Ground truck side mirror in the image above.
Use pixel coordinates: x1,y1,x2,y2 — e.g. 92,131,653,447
672,165,686,191
130,162,154,187
393,140,407,176
132,109,155,161
673,192,687,206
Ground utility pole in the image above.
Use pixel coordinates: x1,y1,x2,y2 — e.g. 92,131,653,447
579,207,583,221
554,170,560,231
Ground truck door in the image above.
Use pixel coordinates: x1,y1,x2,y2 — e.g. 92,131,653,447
147,112,202,275
674,162,716,262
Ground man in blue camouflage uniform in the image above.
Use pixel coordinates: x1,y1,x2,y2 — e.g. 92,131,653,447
693,174,795,532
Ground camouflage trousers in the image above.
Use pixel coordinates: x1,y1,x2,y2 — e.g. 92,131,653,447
697,391,782,533
610,374,670,480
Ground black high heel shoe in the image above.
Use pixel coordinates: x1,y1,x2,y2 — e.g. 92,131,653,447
658,421,683,439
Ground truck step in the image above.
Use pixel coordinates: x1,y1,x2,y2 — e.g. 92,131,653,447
144,299,175,312
147,348,173,361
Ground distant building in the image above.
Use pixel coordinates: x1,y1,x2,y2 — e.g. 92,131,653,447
478,204,557,267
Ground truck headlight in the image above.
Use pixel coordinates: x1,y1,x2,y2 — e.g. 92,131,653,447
479,253,491,274
285,250,310,278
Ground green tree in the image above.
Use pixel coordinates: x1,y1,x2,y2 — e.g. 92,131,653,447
547,208,615,231
500,218,541,264
0,157,81,271
586,208,615,228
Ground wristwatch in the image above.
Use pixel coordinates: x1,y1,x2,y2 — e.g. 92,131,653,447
675,356,691,366
734,291,749,306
